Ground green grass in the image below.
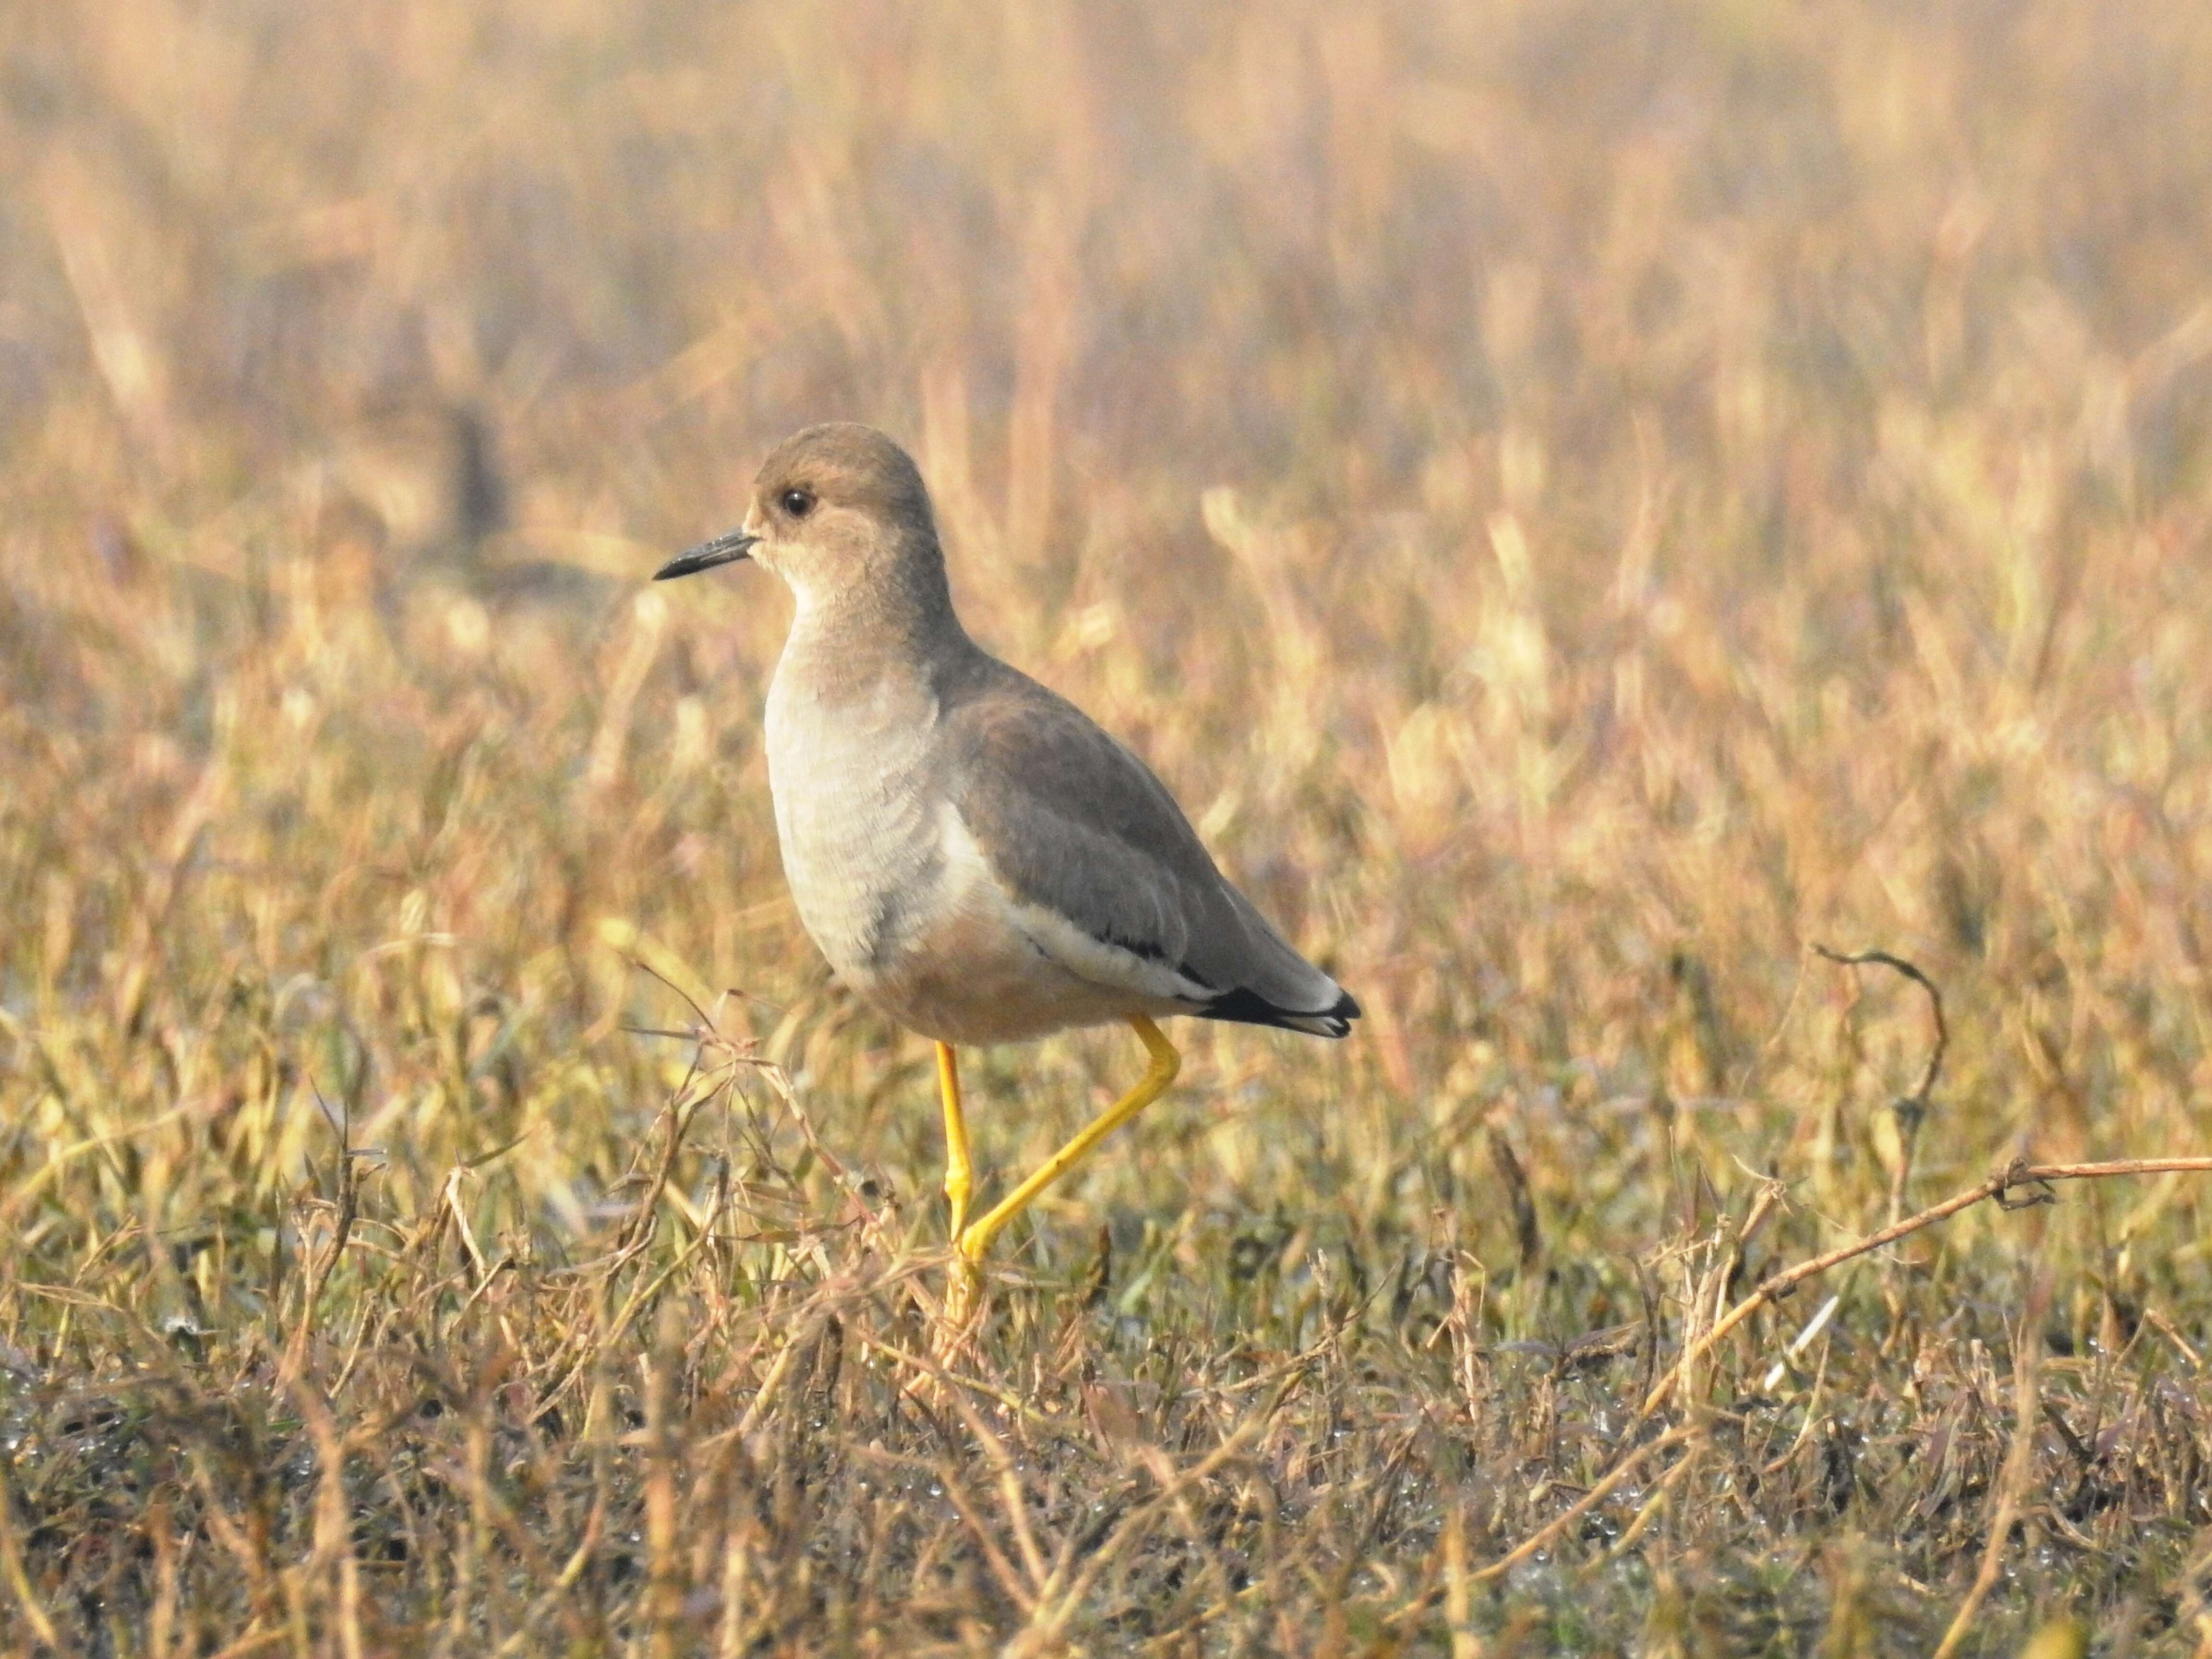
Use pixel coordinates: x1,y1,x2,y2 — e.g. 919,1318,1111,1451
3,0,2212,1651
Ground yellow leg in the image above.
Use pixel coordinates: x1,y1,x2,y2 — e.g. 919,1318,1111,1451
937,1041,974,1242
956,1015,1181,1267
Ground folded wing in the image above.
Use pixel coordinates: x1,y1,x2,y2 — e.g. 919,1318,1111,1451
940,659,1359,1038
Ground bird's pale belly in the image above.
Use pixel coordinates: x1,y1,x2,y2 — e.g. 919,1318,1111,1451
860,888,1152,1046
779,804,1144,1046
770,785,1151,1048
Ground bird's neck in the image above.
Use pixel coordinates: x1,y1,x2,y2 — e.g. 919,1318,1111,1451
780,541,973,708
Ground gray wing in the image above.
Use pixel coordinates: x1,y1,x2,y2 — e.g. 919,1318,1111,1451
939,659,1358,1037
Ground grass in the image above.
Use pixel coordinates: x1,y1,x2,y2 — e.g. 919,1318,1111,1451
3,0,2212,1650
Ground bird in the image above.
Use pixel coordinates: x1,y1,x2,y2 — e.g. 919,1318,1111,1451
654,423,1357,1296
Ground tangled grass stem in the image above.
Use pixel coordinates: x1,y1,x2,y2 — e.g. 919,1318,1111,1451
1640,1158,2212,1418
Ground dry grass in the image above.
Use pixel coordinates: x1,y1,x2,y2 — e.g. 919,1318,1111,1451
4,0,2212,1652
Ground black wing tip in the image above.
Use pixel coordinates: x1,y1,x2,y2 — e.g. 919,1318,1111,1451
1197,985,1361,1039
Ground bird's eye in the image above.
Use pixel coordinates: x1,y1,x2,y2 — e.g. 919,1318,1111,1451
780,488,816,519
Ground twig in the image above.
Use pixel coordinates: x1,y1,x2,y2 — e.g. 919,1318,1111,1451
1487,1127,1541,1275
1592,1434,1702,1567
1640,1158,2212,1417
1024,1380,1299,1640
276,1089,362,1392
733,1314,830,1443
1469,1424,1700,1585
1810,944,1947,1103
644,1302,687,1659
853,1443,1037,1615
1932,1273,2050,1659
1380,1424,1703,1631
936,1386,1050,1595
1812,944,1945,1226
0,1460,60,1648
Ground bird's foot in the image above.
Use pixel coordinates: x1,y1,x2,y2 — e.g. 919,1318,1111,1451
935,1253,987,1363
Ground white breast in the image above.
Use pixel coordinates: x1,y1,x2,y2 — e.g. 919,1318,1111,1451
763,658,949,989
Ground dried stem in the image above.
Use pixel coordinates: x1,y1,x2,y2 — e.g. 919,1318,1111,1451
1931,1272,2050,1659
1640,1158,2212,1417
1812,943,1945,1226
1810,944,1948,1104
1381,1424,1704,1633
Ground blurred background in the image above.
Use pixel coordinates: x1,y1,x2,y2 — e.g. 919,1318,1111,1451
7,0,2212,1298
6,0,2212,1643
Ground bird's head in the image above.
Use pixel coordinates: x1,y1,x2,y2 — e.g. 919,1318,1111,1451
655,423,942,613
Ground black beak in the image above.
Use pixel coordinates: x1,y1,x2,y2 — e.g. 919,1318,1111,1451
654,529,758,581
